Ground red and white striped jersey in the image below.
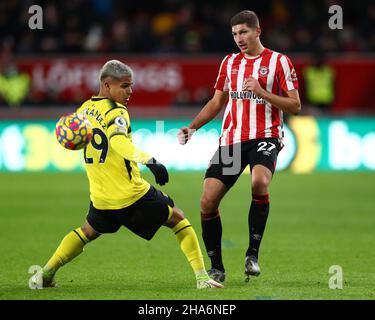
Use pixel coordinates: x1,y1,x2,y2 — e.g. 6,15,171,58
215,48,298,146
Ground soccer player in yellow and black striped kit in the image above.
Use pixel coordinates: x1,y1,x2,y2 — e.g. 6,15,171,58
32,60,223,289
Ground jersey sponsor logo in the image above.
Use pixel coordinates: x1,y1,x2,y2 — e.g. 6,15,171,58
258,66,269,77
230,91,265,103
231,68,239,75
114,116,128,128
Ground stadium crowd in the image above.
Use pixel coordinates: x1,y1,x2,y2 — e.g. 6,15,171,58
0,0,374,55
0,0,374,112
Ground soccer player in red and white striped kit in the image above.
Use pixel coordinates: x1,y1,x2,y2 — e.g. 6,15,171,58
178,10,301,282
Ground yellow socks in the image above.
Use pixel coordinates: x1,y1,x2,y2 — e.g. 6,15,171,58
44,228,90,274
43,221,207,281
172,219,208,280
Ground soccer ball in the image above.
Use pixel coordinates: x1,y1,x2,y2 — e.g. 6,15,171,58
55,113,93,150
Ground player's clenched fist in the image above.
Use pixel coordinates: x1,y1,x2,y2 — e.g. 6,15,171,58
242,76,265,98
177,126,196,145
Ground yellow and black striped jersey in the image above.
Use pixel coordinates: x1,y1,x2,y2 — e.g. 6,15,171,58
76,96,152,210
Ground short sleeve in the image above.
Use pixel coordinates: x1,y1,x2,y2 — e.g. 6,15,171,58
214,54,231,92
105,106,130,139
276,54,299,92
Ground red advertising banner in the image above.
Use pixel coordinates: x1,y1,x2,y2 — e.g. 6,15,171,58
15,55,375,113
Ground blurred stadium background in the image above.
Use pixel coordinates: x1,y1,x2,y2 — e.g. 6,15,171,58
0,0,374,172
1,0,374,300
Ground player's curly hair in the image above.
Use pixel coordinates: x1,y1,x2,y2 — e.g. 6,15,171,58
99,60,133,81
230,10,259,29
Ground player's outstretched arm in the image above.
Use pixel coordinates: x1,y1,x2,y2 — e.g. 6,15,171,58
110,135,169,186
177,90,228,145
110,135,152,164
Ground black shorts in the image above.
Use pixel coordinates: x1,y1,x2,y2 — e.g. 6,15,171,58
86,186,175,240
205,138,283,190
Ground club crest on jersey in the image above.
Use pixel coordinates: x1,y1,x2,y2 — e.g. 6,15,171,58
258,66,269,77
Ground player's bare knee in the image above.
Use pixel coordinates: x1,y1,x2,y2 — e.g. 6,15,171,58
164,207,184,228
200,197,219,219
81,223,100,241
252,176,270,194
172,207,185,220
200,196,218,213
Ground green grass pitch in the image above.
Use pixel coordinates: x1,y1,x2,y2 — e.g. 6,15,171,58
0,171,374,300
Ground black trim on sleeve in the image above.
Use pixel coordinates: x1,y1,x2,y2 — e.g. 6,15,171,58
107,118,116,127
108,132,127,139
105,106,127,117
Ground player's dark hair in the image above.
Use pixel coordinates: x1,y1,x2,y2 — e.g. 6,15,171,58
230,10,259,29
